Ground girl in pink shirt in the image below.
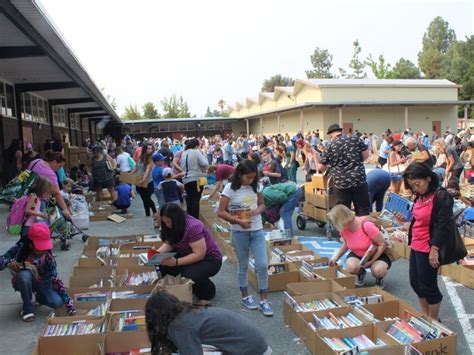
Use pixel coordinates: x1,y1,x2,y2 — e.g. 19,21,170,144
328,205,391,288
21,177,51,239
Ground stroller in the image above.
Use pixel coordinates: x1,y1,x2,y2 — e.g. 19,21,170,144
47,198,89,250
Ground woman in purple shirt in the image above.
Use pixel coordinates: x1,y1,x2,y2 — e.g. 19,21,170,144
158,203,223,301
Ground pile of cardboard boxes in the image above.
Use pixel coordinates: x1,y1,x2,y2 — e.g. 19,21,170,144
302,174,336,223
63,145,89,172
32,234,193,355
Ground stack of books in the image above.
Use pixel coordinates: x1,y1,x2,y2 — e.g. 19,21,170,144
111,291,151,299
117,271,158,286
96,246,120,259
43,321,104,336
309,312,364,330
342,294,383,306
86,302,109,316
322,335,386,352
271,248,286,263
386,316,454,344
286,253,315,263
114,313,146,332
299,298,342,312
75,291,109,302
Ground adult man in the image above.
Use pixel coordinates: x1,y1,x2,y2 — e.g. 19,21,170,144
208,164,236,199
321,123,370,216
378,135,393,168
404,137,433,168
223,139,234,165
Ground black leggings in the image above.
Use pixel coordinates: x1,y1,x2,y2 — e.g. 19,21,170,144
136,181,156,217
409,249,442,305
160,255,222,300
185,181,203,219
335,182,371,216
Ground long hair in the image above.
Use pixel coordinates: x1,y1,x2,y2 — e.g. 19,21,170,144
30,176,51,197
43,150,65,163
145,291,202,355
230,159,258,193
184,138,199,150
6,139,21,161
159,203,186,244
140,143,155,165
402,162,439,196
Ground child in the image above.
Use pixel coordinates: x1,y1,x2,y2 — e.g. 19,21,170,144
156,167,184,206
0,223,76,322
217,160,273,316
145,291,270,355
60,178,74,207
21,176,51,240
113,176,135,214
78,164,91,188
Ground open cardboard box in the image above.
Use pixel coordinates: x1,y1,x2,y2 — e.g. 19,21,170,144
334,287,399,305
359,299,422,322
38,316,104,355
248,262,300,292
73,266,114,278
85,235,143,249
315,324,404,355
69,273,115,289
106,310,146,332
287,279,345,297
77,257,114,268
294,307,374,353
312,266,356,289
375,319,457,355
440,263,462,282
108,298,148,313
119,241,162,250
459,264,474,288
103,330,150,355
54,301,105,317
115,264,156,276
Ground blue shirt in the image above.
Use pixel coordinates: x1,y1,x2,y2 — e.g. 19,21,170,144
115,184,132,206
379,140,391,159
152,165,164,188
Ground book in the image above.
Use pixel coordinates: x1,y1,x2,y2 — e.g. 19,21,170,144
146,252,176,265
43,321,103,337
359,245,377,265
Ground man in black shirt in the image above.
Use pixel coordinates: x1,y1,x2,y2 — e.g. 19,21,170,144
321,123,370,216
158,141,174,167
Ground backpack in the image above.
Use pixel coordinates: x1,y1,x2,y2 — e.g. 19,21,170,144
6,195,29,235
0,160,40,205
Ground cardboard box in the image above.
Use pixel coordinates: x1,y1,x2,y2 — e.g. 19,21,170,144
303,202,315,218
460,264,474,288
73,266,114,278
305,190,336,209
389,239,407,260
248,262,301,292
77,257,112,268
38,316,104,355
108,298,148,313
376,319,457,355
115,264,156,278
69,273,115,289
103,331,150,354
54,301,104,317
106,310,145,332
440,263,461,282
311,174,329,189
360,299,422,322
152,275,194,303
315,325,404,355
287,280,346,296
107,214,128,223
334,287,399,305
312,266,356,289
119,172,147,187
85,235,143,249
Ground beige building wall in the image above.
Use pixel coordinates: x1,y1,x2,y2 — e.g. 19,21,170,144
302,109,325,134
279,111,299,134
275,94,294,108
247,102,261,115
262,114,278,135
295,85,322,103
321,87,458,103
261,99,277,112
230,120,247,135
248,118,260,135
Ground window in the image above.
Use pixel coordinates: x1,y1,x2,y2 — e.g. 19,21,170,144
53,106,67,127
0,81,16,117
23,93,32,121
21,93,49,124
70,113,81,130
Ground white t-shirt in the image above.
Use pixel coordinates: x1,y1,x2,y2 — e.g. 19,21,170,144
116,152,132,172
221,183,263,231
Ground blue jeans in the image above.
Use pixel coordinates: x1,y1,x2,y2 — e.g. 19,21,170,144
289,161,298,183
231,229,268,293
15,270,63,314
280,188,303,232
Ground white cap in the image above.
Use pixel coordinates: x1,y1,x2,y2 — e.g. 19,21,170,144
162,167,173,178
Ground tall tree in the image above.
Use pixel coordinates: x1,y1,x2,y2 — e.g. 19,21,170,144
161,94,191,118
366,54,391,79
217,99,226,115
101,87,117,111
122,105,142,120
204,106,213,117
142,101,159,118
348,39,366,78
261,74,295,92
387,58,421,79
305,47,334,78
418,16,456,78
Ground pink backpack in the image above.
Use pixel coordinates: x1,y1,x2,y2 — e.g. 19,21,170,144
6,195,29,235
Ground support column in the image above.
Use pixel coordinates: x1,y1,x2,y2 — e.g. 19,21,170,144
14,86,23,148
245,119,249,136
404,107,409,130
465,106,469,129
338,108,343,127
277,113,281,133
300,109,304,133
48,102,54,137
260,117,263,135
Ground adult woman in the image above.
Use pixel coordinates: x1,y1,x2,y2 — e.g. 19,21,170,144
287,139,298,183
145,292,270,355
157,203,222,301
387,140,407,194
401,162,452,320
180,138,209,218
3,138,23,185
328,204,391,288
91,146,116,201
115,146,133,173
28,151,71,220
263,181,302,235
302,143,322,182
132,142,156,217
442,138,464,182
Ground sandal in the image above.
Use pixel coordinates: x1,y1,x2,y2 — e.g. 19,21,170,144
20,311,36,322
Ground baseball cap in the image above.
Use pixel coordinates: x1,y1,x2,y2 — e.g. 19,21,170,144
152,152,164,162
162,167,173,178
28,223,53,251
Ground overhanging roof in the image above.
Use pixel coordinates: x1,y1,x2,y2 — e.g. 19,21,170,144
238,100,474,120
122,117,240,125
0,0,121,124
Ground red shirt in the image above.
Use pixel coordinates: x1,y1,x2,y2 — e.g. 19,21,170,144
341,218,379,258
215,164,235,182
411,193,434,253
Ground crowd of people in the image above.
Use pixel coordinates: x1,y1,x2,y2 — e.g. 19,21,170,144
0,123,471,353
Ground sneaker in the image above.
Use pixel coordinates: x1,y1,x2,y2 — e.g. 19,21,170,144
355,269,366,287
241,296,258,310
375,277,384,289
259,300,274,316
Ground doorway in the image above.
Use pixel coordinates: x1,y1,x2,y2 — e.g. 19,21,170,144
432,121,441,136
22,126,33,151
343,123,353,135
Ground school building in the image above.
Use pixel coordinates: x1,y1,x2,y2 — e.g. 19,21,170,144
228,79,474,137
0,0,121,173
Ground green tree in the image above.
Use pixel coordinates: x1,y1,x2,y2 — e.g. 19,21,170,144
261,74,295,92
418,16,456,78
122,104,142,120
161,94,191,118
101,87,117,111
217,99,226,115
204,106,213,117
349,40,366,78
387,58,421,79
366,54,391,78
305,47,334,78
142,101,159,118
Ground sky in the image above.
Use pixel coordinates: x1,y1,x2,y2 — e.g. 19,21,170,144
39,0,473,117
